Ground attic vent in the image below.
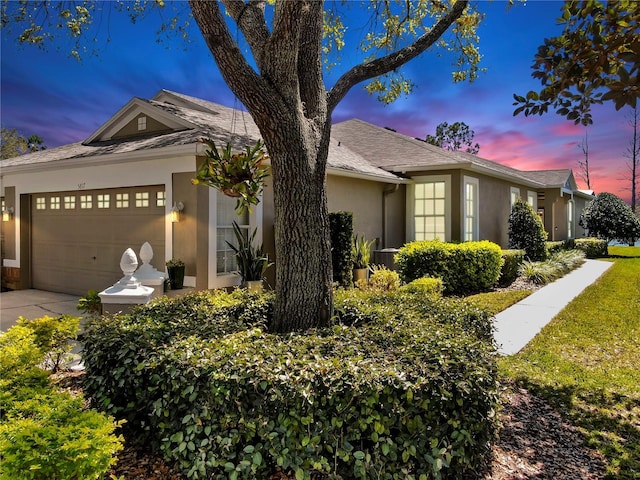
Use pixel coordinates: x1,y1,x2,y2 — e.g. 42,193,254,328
138,116,147,131
384,127,396,132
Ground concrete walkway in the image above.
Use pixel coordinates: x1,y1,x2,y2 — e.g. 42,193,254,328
0,289,81,332
494,259,613,355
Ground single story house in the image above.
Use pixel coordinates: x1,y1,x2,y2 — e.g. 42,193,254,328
1,90,593,295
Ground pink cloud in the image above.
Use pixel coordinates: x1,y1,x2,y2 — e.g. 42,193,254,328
548,122,584,137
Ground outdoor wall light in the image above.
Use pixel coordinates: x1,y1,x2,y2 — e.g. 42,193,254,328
2,206,14,222
171,201,184,223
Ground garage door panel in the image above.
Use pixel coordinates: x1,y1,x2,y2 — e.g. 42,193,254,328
31,187,166,296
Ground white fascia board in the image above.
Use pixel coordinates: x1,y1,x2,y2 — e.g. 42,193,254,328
0,143,200,175
84,98,197,144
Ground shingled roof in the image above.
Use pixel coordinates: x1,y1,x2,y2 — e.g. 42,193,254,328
332,119,579,189
1,90,401,183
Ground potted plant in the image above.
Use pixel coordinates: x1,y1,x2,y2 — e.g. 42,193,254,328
352,234,374,283
227,221,272,292
166,258,185,290
192,138,269,214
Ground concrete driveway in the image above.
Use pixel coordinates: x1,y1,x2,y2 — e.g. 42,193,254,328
0,289,82,332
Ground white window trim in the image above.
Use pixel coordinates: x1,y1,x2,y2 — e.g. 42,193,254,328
510,187,521,207
207,188,262,289
463,176,479,242
527,190,537,210
567,199,575,239
406,175,451,243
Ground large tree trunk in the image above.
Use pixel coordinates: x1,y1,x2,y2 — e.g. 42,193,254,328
264,122,333,332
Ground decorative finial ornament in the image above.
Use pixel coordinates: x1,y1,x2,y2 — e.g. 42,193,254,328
117,248,141,288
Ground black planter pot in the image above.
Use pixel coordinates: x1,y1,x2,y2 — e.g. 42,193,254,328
167,265,185,290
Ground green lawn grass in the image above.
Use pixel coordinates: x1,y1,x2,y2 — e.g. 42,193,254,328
498,248,640,479
465,289,532,316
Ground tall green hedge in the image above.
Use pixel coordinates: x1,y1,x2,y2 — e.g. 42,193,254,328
329,211,354,287
83,289,499,480
394,240,503,295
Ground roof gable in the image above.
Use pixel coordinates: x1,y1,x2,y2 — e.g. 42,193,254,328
83,97,195,145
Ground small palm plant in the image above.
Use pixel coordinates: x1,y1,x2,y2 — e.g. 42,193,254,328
227,221,272,282
352,234,374,269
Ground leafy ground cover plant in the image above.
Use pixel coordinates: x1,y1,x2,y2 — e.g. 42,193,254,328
500,248,640,478
83,287,499,479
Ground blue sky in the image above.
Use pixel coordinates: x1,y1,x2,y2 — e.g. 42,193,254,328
1,1,635,202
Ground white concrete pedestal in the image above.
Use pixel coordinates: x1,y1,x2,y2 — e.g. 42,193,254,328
99,248,155,314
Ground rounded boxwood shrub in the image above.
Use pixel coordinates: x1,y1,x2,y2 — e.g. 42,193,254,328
395,240,503,295
83,288,500,480
508,198,548,261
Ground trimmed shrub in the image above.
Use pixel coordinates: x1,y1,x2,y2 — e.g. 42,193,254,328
395,240,503,295
16,314,79,372
0,320,122,480
329,211,354,287
358,264,401,292
0,392,123,480
400,277,444,297
498,249,525,287
0,326,49,411
580,192,640,244
508,198,548,261
575,237,609,258
84,288,499,480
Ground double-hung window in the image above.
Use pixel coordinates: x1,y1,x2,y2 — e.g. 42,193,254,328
409,175,451,242
463,176,479,242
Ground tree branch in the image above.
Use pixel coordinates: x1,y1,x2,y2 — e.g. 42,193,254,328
327,0,469,113
262,0,304,100
220,0,271,72
297,0,326,121
188,0,267,113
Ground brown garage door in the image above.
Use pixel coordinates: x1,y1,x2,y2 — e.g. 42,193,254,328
31,186,166,295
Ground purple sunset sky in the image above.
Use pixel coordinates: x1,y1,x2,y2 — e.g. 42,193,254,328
1,1,636,202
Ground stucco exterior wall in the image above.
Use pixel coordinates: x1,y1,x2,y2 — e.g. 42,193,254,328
172,172,198,276
327,175,386,250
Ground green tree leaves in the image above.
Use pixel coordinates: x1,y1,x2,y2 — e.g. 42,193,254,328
514,0,639,125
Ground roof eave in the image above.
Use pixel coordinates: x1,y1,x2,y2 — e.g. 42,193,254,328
327,166,406,184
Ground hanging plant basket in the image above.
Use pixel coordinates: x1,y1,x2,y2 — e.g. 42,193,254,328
192,138,269,213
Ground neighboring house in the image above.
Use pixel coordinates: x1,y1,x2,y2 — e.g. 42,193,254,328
0,90,592,295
